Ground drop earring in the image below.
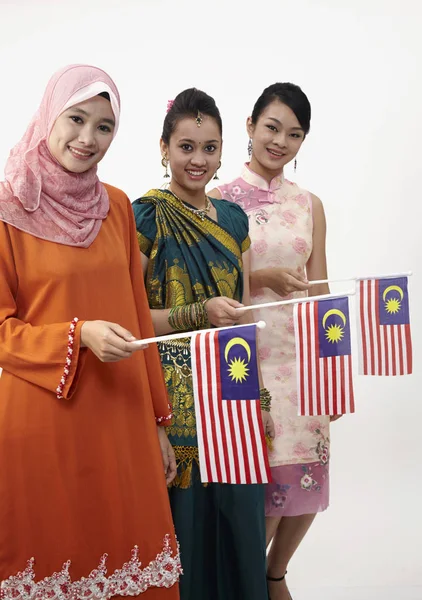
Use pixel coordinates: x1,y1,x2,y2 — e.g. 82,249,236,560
161,156,170,178
248,139,253,159
213,161,221,180
294,158,297,173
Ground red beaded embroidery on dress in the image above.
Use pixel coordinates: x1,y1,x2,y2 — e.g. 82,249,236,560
0,534,182,599
56,317,78,400
156,404,173,424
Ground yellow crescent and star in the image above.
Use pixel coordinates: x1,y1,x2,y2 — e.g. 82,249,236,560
224,337,251,383
383,285,403,314
322,308,347,344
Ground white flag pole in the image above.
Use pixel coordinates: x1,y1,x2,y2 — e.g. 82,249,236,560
236,290,355,313
308,277,354,285
131,320,267,347
131,271,412,344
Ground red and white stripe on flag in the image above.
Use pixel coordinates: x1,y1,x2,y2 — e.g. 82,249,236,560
293,301,355,416
357,279,412,375
191,330,271,484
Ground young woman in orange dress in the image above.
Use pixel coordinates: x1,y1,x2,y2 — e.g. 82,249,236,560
0,64,180,599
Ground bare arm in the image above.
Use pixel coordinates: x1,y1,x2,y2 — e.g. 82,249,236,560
250,194,329,298
250,265,309,296
208,188,222,199
237,251,265,386
209,187,305,296
238,250,275,438
306,194,330,297
238,249,253,325
307,196,341,423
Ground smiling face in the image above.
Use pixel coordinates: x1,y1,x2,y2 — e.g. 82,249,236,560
247,99,305,178
160,115,222,194
48,95,116,173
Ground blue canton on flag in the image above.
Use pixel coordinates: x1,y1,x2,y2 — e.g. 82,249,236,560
318,297,352,358
191,324,271,484
218,325,259,400
357,276,413,375
294,296,355,416
378,277,410,326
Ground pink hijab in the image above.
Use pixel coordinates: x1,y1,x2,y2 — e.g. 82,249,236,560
0,64,120,247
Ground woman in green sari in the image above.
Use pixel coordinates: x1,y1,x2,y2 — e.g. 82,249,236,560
133,88,274,600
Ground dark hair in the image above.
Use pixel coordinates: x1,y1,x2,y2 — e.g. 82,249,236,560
97,91,110,101
251,83,311,135
162,88,222,144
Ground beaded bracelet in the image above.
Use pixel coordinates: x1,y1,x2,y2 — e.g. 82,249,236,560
260,387,272,412
168,301,210,332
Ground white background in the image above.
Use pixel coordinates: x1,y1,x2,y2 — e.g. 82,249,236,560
0,1,421,598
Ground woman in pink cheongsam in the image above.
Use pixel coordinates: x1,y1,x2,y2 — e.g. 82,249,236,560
211,83,341,600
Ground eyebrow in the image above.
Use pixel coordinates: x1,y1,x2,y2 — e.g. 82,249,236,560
178,138,220,144
69,107,115,127
268,117,303,131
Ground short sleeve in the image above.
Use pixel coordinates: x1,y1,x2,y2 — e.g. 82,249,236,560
215,199,250,254
132,200,157,258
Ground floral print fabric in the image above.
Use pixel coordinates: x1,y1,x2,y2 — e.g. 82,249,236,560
218,164,330,516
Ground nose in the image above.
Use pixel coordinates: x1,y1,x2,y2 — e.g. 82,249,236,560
190,151,206,167
78,125,95,146
274,131,287,148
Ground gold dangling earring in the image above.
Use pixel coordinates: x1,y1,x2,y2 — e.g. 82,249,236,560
213,160,221,180
161,156,170,178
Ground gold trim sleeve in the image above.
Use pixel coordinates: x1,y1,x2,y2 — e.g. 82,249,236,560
241,235,251,253
136,230,153,256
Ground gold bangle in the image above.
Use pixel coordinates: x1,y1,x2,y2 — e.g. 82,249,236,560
168,302,210,332
260,387,272,412
168,305,195,331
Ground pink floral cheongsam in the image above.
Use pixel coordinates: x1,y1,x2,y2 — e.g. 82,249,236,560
218,164,330,517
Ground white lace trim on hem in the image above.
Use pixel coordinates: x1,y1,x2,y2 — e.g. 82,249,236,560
0,534,181,599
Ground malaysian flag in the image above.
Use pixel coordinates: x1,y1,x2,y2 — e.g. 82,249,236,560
294,297,355,416
357,277,412,376
191,324,271,484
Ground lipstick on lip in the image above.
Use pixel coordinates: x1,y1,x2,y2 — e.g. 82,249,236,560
267,148,285,158
68,146,94,161
186,169,207,180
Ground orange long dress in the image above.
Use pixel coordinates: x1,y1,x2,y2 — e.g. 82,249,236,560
0,184,180,599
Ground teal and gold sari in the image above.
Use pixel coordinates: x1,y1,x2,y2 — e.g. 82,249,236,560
133,189,268,600
133,189,249,487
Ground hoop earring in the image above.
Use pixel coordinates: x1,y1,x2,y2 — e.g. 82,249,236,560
213,161,221,180
294,158,297,173
248,139,253,158
161,156,170,178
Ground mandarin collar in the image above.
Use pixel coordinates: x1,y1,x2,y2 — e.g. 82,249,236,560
241,162,284,193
